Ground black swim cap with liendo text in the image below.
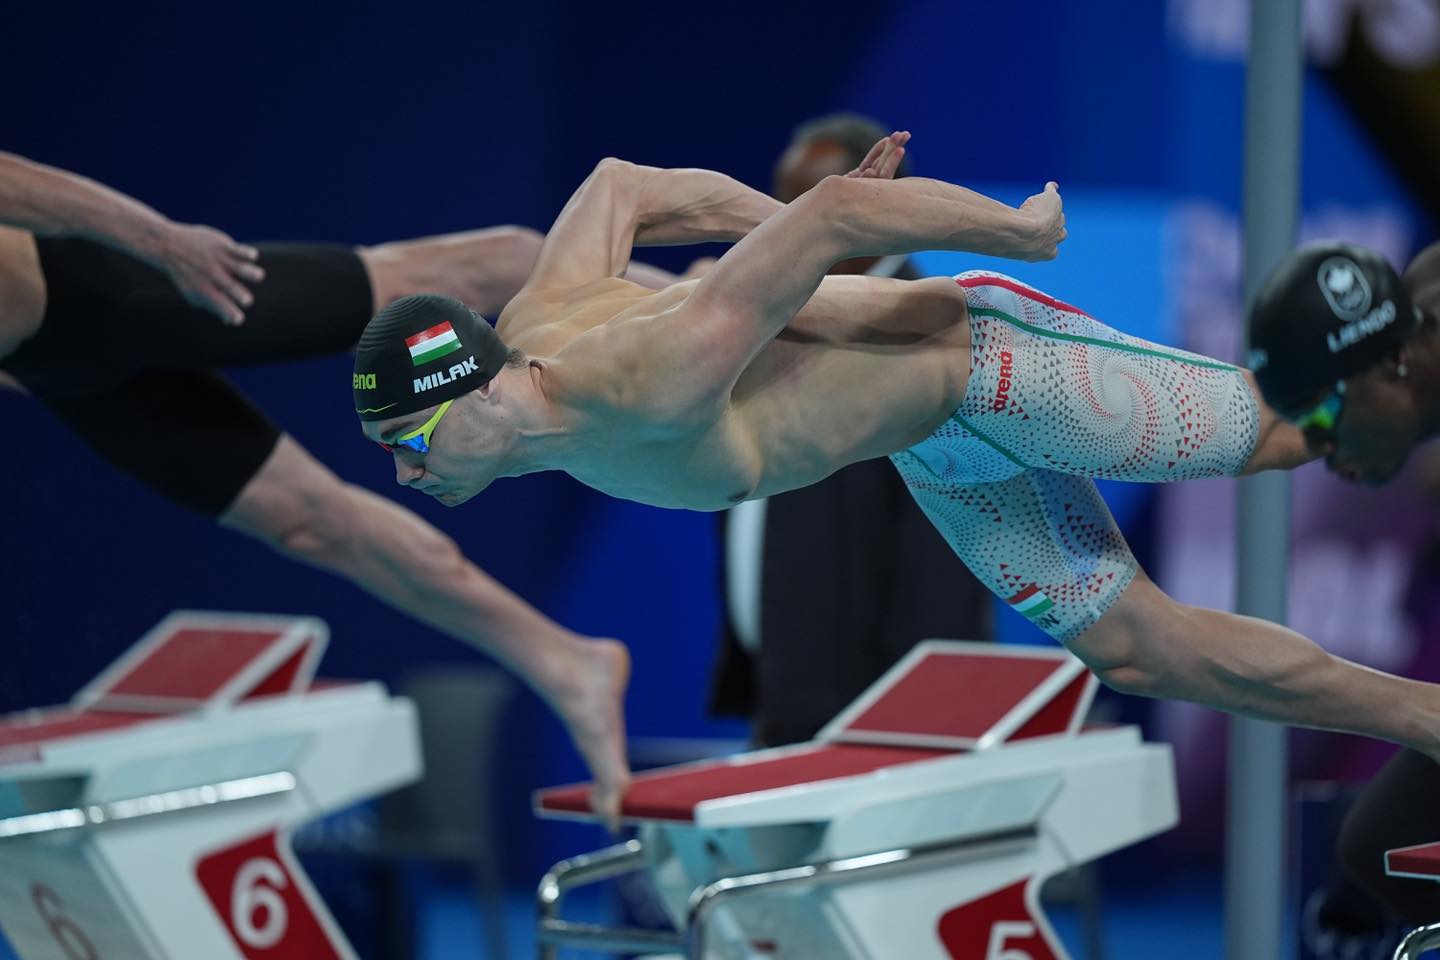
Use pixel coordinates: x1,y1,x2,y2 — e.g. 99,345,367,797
1248,242,1419,418
353,293,510,422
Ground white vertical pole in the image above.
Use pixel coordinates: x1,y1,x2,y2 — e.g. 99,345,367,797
1226,0,1303,957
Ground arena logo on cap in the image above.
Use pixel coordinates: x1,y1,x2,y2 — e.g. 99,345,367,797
405,321,464,367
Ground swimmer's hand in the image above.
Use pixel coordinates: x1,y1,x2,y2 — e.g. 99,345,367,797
149,222,266,326
1017,181,1067,261
846,131,911,181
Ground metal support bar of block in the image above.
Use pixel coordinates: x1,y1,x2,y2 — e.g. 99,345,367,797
537,839,682,959
684,827,1034,960
1395,922,1440,960
536,827,1036,959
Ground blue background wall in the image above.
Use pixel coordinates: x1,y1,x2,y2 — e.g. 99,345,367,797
2,0,1433,887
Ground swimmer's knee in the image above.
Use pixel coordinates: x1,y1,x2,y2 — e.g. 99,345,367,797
221,436,355,561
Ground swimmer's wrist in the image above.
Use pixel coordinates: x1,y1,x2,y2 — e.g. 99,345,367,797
83,206,176,271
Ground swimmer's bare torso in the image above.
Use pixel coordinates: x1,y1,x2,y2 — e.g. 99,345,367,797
499,270,972,510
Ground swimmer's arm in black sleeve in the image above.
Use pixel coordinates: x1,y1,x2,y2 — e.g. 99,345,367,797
0,152,262,324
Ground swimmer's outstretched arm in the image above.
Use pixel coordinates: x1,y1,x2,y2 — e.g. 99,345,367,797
682,151,1067,381
1074,573,1440,762
508,157,783,301
501,138,908,338
0,152,263,324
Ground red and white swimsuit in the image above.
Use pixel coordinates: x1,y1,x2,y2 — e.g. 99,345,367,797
890,272,1261,642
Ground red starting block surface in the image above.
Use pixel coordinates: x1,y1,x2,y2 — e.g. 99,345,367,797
1387,841,1440,881
76,610,327,713
824,645,1091,749
541,743,952,821
537,641,1095,824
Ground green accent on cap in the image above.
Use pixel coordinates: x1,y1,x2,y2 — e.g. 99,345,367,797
356,402,399,415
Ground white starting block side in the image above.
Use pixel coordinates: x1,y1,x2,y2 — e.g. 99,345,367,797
1384,842,1440,960
534,641,1176,960
0,612,420,960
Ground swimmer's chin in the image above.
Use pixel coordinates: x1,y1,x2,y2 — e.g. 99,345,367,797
432,489,479,507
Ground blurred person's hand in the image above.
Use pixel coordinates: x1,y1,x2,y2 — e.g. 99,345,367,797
142,222,265,325
846,131,910,181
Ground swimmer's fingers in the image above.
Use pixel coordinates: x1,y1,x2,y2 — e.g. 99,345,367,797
230,244,266,285
847,131,910,181
849,136,891,178
873,138,907,180
234,260,266,284
185,281,245,326
160,222,260,324
196,256,255,325
218,274,255,313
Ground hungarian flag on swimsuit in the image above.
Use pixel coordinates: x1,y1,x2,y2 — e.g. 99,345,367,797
405,321,464,366
1007,584,1055,621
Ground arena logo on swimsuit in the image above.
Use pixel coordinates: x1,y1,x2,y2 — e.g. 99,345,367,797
993,351,1015,412
413,356,478,394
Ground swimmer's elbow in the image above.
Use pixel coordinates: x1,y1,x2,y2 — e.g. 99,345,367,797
1090,662,1166,698
592,157,645,194
1066,627,1163,697
1065,578,1197,699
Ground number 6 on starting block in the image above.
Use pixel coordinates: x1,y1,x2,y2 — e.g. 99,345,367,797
0,612,421,960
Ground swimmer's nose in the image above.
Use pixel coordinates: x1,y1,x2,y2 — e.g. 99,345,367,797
394,458,426,487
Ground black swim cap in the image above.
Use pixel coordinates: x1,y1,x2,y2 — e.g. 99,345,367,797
1249,242,1418,418
353,294,511,422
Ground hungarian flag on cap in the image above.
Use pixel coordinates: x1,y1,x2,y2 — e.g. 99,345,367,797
405,321,463,366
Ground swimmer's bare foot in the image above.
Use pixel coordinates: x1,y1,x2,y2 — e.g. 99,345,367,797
547,636,632,831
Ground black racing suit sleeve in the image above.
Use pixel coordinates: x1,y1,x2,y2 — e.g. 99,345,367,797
2,239,374,516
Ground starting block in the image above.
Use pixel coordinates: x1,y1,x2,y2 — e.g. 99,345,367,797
0,611,420,960
534,641,1178,959
1384,841,1440,959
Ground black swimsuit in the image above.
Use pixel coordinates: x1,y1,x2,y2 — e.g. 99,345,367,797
1,238,372,515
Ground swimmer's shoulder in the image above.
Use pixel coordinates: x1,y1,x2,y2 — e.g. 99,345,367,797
502,277,690,352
